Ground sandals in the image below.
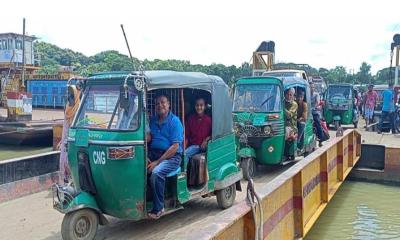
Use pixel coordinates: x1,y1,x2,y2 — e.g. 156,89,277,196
148,208,164,220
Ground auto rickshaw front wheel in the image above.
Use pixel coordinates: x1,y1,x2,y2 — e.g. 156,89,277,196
61,209,99,240
216,183,236,209
241,157,256,180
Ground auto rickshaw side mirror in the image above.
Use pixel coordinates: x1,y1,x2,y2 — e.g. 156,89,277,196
119,86,129,109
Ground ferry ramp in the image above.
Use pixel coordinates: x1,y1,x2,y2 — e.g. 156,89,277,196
1,129,390,240
0,161,292,240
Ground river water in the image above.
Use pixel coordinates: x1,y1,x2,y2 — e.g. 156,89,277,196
0,144,52,161
305,181,400,240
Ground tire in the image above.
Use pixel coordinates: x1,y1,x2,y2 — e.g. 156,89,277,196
372,116,378,132
395,112,400,133
61,209,99,240
241,157,256,180
216,184,236,209
334,121,340,130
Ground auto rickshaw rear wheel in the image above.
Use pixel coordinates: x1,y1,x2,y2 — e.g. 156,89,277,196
241,157,256,180
61,209,99,240
216,183,236,209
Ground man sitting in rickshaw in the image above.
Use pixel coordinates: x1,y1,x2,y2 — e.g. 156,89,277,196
147,94,184,219
185,97,212,165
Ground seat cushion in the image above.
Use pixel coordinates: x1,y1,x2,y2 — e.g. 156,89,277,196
167,166,181,177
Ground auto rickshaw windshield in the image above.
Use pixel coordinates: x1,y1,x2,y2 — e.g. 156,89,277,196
233,84,281,112
327,86,352,100
73,84,140,130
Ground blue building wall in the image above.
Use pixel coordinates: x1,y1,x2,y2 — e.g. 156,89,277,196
27,80,68,108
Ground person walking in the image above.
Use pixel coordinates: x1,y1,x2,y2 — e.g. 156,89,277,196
378,82,396,134
310,83,324,146
363,84,378,129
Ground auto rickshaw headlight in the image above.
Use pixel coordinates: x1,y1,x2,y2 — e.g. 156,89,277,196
263,125,272,135
268,146,274,153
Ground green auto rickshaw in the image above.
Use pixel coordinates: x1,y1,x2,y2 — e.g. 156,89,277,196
323,83,359,129
232,76,317,179
52,71,242,240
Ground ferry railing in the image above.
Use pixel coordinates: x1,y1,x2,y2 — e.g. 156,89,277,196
191,129,362,240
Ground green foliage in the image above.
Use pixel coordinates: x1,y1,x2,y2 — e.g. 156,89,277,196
35,41,252,85
374,67,400,84
324,66,347,83
357,62,372,84
35,41,394,86
318,62,389,86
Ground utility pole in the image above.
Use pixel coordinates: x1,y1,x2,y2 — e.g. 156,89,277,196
21,18,26,90
395,45,399,85
392,34,400,85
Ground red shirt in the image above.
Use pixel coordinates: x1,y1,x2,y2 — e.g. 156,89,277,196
185,114,212,146
364,90,378,109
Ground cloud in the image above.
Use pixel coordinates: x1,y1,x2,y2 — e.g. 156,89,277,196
386,23,400,32
1,0,399,75
309,39,327,45
369,53,386,62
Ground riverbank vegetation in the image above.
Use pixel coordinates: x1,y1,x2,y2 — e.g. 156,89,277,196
36,41,396,85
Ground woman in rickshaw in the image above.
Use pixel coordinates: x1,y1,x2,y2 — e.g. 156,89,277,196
284,87,298,160
184,97,212,164
296,91,308,150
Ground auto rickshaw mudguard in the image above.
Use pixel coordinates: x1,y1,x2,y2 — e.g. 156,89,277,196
214,167,243,191
215,162,240,182
63,191,109,225
238,147,256,159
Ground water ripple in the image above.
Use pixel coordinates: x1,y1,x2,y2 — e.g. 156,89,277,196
305,182,400,240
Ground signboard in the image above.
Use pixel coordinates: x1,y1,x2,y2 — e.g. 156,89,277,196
7,92,33,119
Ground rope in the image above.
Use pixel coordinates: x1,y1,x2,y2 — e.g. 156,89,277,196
246,178,264,240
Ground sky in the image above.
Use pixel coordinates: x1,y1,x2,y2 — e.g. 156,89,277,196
1,0,399,74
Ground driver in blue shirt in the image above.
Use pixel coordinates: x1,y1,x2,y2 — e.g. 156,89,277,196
147,94,183,219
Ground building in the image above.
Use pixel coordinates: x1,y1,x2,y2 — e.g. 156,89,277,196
0,32,38,67
0,32,79,108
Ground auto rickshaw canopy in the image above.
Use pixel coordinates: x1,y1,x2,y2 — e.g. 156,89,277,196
280,76,310,90
87,70,233,140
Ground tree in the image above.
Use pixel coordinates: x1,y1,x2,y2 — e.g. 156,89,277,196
356,62,372,85
325,66,347,83
35,40,397,86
